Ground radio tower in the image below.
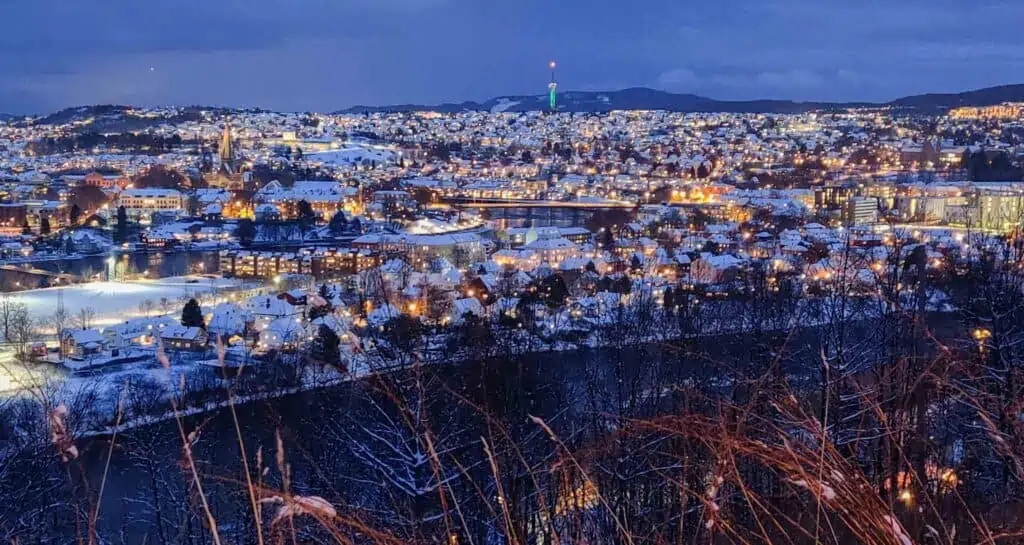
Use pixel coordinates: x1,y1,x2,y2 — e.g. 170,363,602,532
548,60,558,112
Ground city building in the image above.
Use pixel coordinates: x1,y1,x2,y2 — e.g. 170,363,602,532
843,197,878,226
255,180,358,220
84,172,130,189
948,103,1024,120
117,188,185,222
160,325,209,351
523,236,580,266
971,186,1024,232
505,226,591,247
219,248,381,279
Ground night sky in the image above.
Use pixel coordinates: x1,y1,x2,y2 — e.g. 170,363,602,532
2,0,1022,114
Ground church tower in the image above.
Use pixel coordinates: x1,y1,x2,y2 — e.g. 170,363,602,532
205,121,245,189
219,122,236,174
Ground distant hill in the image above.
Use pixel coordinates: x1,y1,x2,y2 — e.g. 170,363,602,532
887,84,1024,111
338,88,854,115
35,104,133,126
337,84,1024,115
16,83,1024,125
26,104,241,131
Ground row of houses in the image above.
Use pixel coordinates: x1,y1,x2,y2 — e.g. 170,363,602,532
59,291,320,360
219,247,381,278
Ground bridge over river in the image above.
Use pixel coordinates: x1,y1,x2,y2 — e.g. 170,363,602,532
444,197,636,228
0,264,80,291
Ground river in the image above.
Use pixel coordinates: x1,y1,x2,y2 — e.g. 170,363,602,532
0,249,222,291
482,206,599,229
0,313,966,543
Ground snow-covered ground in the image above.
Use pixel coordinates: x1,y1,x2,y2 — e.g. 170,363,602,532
0,348,62,394
490,99,522,113
304,145,395,167
10,276,244,327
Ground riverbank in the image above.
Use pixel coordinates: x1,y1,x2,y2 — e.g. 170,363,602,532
56,303,960,441
0,309,971,544
0,248,223,292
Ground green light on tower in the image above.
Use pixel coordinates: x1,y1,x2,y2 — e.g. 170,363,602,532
548,60,558,112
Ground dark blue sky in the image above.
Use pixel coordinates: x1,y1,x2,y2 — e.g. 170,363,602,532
2,0,1022,114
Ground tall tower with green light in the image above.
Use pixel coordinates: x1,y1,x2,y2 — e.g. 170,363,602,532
548,60,558,112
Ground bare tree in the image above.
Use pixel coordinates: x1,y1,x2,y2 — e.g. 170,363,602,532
0,294,19,343
159,296,174,316
138,299,155,318
9,306,37,360
47,306,71,360
73,307,96,330
332,367,479,540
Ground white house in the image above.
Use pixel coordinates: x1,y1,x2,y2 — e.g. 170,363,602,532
117,188,185,222
450,297,484,324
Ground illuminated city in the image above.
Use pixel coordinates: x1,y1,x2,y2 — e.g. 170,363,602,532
0,1,1023,543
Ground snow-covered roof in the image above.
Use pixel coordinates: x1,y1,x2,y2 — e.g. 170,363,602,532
120,188,183,198
63,328,107,345
452,298,484,322
262,316,304,347
524,237,577,251
208,302,253,336
367,303,401,326
103,316,176,340
161,324,206,341
245,295,300,317
257,180,357,203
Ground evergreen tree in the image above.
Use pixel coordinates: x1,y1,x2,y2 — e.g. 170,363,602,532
69,204,82,225
585,260,598,274
697,162,711,178
20,220,31,235
600,228,615,250
297,200,317,238
318,283,333,301
966,150,990,181
181,298,205,329
630,254,643,273
327,211,348,235
297,200,316,221
234,218,256,247
663,286,675,315
533,274,570,308
69,185,109,213
39,217,51,235
313,324,341,365
115,206,129,243
383,316,425,354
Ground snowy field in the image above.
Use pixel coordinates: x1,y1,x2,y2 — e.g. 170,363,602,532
490,98,522,113
305,145,396,166
10,276,243,327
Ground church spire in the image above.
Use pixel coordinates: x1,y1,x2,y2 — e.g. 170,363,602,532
219,121,235,165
